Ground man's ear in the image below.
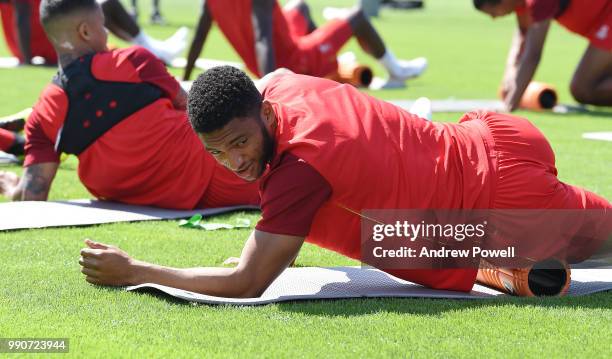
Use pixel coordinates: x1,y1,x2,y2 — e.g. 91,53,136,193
261,100,276,130
77,21,90,42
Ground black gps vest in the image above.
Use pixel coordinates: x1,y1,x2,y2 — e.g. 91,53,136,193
54,54,162,155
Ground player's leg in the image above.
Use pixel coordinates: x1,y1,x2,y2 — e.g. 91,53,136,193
475,111,612,265
97,0,186,64
130,0,138,20
0,128,24,156
283,0,316,35
150,0,164,25
570,44,612,106
344,7,427,85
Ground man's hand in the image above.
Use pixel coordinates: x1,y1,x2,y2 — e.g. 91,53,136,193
79,239,137,286
0,171,20,197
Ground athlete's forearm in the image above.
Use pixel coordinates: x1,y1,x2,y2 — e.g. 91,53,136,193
16,162,58,201
504,21,550,110
505,29,525,69
129,260,255,297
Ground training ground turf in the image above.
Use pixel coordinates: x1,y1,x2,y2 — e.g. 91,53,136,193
1,0,611,357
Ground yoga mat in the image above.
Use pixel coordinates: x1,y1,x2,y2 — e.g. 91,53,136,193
582,132,612,142
170,58,243,71
0,151,19,164
0,199,257,231
127,266,612,306
389,99,586,114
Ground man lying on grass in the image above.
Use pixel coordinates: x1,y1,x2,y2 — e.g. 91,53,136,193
0,0,259,209
79,66,612,297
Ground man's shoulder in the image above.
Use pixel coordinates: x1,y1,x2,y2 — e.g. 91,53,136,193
93,46,157,66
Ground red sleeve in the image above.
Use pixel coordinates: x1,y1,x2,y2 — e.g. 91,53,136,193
23,109,60,166
23,83,67,166
525,0,560,22
256,153,332,237
91,46,180,101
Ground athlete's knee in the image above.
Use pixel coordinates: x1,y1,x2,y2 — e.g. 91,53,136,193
284,0,308,12
569,80,594,105
346,7,369,29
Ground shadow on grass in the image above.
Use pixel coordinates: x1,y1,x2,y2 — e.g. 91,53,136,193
525,106,612,120
275,291,612,317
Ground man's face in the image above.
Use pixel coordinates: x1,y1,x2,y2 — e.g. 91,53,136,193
479,0,517,18
200,114,275,182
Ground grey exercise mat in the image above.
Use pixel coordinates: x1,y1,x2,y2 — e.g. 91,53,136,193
0,199,257,231
127,266,612,306
388,99,583,114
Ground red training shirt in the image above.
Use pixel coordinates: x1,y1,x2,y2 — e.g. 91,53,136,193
24,46,218,209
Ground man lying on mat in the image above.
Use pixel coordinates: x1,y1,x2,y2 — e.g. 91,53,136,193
78,66,612,297
0,0,259,210
474,0,612,110
183,0,426,89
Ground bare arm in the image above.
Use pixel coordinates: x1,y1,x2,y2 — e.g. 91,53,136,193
10,162,59,201
251,0,276,76
183,0,213,81
13,1,32,64
501,15,550,111
80,229,304,298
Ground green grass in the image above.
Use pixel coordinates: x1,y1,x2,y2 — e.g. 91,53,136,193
1,0,611,357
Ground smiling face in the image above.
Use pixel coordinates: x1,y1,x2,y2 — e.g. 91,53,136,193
200,102,276,182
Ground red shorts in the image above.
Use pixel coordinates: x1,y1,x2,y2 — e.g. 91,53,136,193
283,8,353,77
586,10,612,51
0,128,16,151
196,164,261,208
461,111,612,263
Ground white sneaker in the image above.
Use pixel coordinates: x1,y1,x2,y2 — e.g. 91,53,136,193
408,97,432,121
369,77,406,90
392,57,428,81
322,7,354,21
151,27,189,64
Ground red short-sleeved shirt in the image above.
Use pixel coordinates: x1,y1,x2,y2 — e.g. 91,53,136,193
0,0,57,63
24,46,217,209
515,0,612,50
255,153,332,236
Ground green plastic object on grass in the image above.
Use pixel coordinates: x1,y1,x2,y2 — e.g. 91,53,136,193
179,214,251,230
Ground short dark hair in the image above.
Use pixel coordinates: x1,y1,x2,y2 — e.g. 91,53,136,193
188,66,263,133
40,0,99,29
473,0,500,10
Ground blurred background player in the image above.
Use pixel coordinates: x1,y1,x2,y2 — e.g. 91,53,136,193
0,0,186,65
0,0,259,209
129,0,164,25
0,0,56,64
474,0,612,110
183,0,427,89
